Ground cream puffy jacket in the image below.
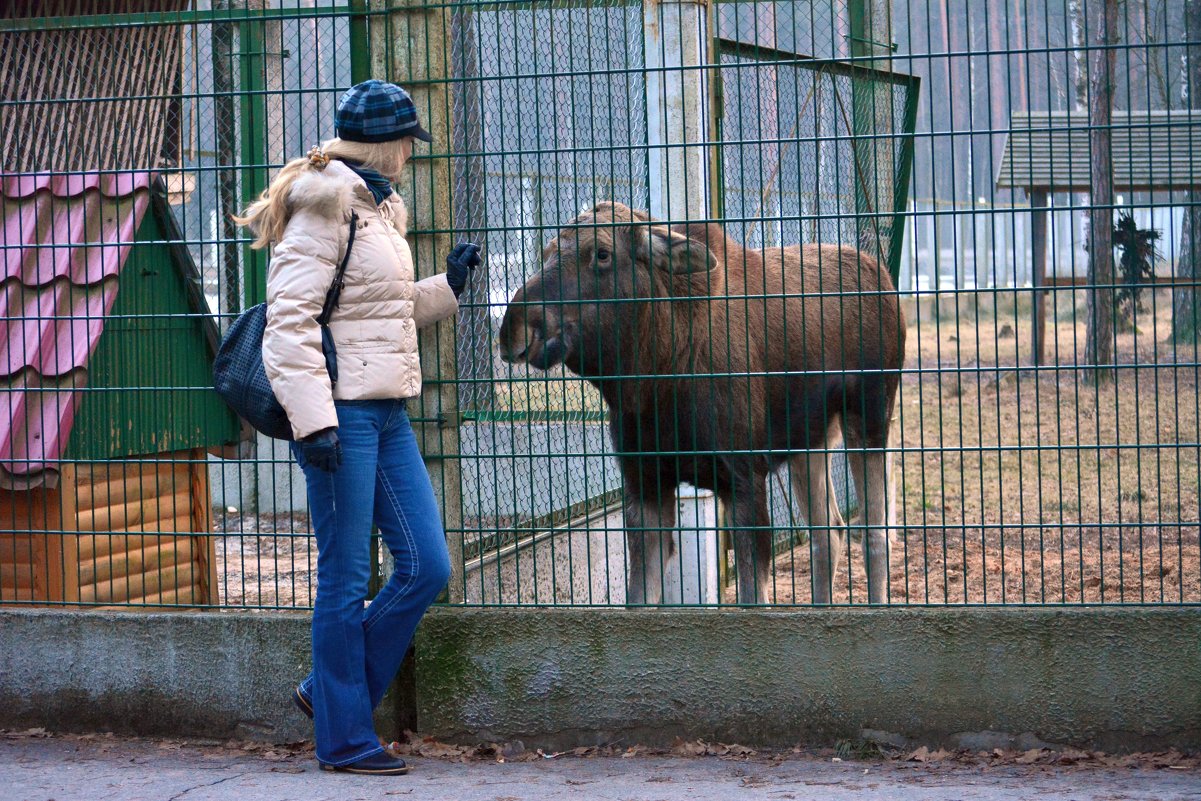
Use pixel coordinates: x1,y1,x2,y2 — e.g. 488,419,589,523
262,159,459,440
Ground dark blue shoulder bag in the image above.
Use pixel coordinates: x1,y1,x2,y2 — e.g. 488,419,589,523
213,212,359,441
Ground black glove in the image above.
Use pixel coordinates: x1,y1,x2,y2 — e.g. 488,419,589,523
301,428,342,473
446,242,482,298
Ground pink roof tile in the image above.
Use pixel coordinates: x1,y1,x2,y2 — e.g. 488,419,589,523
0,370,86,491
2,281,114,377
1,172,155,489
3,174,152,287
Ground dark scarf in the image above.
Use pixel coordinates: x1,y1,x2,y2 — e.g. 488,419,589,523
342,159,394,206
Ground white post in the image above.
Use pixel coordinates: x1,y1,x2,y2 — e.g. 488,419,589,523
642,0,717,604
662,487,720,605
644,0,711,223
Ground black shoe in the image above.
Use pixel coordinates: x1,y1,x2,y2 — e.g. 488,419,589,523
320,752,409,776
292,685,313,720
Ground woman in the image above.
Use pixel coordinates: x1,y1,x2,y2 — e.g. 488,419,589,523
236,80,480,776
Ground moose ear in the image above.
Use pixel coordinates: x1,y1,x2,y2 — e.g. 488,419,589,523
641,225,717,274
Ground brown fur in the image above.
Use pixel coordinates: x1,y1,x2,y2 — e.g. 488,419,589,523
499,202,906,604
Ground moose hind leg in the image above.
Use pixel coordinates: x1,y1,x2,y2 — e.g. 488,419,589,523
724,481,773,604
846,430,892,605
792,452,847,604
624,491,677,606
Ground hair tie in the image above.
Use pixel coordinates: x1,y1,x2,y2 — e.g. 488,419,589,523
307,146,330,169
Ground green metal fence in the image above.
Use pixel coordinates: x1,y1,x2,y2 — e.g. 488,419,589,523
1,0,1198,610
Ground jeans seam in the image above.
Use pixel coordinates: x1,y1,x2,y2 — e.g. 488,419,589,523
363,466,420,632
316,470,376,769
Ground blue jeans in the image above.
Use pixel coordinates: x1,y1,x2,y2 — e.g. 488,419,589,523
291,399,451,767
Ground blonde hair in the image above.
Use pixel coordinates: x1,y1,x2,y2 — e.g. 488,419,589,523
234,137,410,249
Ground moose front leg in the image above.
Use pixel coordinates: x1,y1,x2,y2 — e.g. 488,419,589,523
624,490,677,606
722,481,773,605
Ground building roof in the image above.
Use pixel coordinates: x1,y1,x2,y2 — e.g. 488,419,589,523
996,110,1201,192
1,172,154,489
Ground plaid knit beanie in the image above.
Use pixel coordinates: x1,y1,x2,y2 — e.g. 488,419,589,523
334,80,432,143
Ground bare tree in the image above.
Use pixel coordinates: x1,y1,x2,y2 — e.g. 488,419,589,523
1069,0,1091,109
1173,0,1201,343
1143,0,1178,109
1084,0,1119,382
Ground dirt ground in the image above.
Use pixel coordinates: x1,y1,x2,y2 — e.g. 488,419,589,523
748,289,1200,605
213,512,316,609
215,289,1199,608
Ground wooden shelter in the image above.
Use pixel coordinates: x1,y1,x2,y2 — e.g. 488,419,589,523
1,173,241,607
0,0,240,607
996,110,1201,364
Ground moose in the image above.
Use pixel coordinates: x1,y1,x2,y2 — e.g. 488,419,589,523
498,202,905,605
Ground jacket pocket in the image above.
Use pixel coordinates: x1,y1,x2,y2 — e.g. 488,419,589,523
349,339,394,354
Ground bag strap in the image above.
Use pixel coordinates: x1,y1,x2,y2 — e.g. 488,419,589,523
317,210,358,326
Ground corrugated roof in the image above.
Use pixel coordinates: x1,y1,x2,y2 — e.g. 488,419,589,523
996,110,1201,191
0,1,188,173
0,172,154,489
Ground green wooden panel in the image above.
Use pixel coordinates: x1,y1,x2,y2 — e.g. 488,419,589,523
66,202,240,461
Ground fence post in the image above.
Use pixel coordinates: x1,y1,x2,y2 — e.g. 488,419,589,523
644,0,711,223
377,0,465,602
644,0,717,604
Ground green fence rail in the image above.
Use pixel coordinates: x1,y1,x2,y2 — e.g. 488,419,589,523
1,0,1198,610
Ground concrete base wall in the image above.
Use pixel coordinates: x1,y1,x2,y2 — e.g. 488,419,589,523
2,607,1198,753
415,607,1201,752
0,610,401,743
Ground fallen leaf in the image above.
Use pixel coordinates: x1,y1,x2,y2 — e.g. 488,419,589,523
1016,748,1045,764
3,728,48,739
671,738,709,757
1057,748,1089,765
907,746,930,762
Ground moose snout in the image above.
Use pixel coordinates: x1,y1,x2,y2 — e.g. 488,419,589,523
497,297,546,364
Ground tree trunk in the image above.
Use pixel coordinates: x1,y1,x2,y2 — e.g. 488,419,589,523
1084,0,1118,383
211,3,250,325
1173,0,1201,343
